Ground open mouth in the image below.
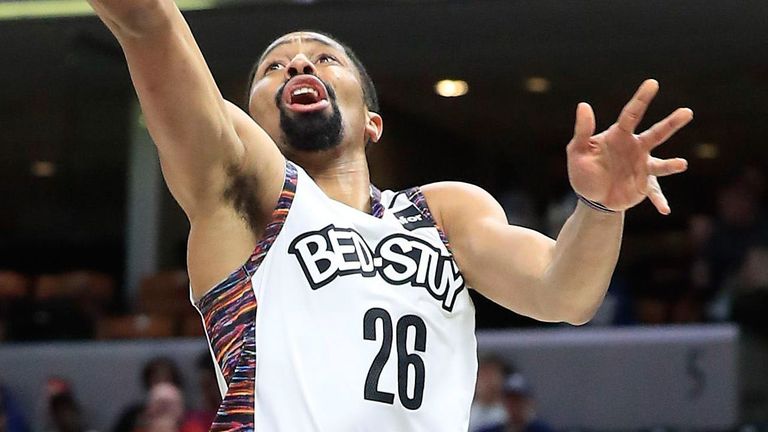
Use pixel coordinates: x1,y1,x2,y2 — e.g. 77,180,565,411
281,75,331,113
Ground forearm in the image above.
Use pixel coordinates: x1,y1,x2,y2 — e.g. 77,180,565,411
87,0,171,38
539,201,624,324
87,0,223,146
87,0,249,215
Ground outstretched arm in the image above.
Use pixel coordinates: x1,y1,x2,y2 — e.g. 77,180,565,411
87,0,283,217
424,80,692,325
87,0,284,296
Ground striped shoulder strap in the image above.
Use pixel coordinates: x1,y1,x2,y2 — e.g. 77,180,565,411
400,186,453,253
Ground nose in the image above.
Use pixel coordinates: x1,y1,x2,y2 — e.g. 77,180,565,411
285,54,317,78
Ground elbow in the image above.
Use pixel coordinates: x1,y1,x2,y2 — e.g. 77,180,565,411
562,298,603,326
563,309,596,326
539,294,601,326
535,276,609,326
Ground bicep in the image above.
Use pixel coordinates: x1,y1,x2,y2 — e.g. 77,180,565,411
459,220,556,319
424,182,557,319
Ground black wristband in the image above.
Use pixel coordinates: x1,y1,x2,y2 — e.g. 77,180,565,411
576,194,619,214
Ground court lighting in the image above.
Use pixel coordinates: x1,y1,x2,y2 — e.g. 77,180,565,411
435,80,469,98
31,161,57,178
525,76,551,93
694,142,719,159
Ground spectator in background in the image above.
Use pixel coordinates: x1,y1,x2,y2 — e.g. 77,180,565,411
697,169,768,321
0,384,29,432
34,378,95,432
478,372,555,432
137,383,184,432
470,354,510,431
134,383,206,432
185,353,220,428
112,357,183,432
113,357,210,432
47,392,95,432
731,246,768,336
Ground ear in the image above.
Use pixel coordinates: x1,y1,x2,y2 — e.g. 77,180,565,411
365,111,384,144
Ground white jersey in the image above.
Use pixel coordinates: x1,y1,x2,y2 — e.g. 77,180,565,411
194,161,477,431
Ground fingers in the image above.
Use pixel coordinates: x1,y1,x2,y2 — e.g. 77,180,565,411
573,102,596,144
648,156,688,177
646,175,671,215
639,107,694,150
617,79,659,134
571,103,597,153
646,158,685,215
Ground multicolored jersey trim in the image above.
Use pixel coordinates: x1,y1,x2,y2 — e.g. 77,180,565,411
404,186,453,253
195,160,298,431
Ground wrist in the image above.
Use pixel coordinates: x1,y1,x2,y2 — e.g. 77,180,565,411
575,194,620,214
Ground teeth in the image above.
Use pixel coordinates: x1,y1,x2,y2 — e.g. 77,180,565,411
292,87,319,97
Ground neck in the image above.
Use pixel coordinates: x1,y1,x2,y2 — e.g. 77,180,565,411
289,146,372,214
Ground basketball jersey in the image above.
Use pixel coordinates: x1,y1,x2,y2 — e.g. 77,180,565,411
193,161,478,431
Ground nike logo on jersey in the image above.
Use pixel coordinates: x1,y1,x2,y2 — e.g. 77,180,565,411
288,225,465,312
393,206,433,231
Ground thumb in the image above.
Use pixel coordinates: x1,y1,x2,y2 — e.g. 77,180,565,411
573,102,596,145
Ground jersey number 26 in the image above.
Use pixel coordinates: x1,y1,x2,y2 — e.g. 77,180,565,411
363,307,427,410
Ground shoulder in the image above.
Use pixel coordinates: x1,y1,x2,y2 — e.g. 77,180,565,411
420,181,490,198
419,182,506,230
418,182,508,261
420,181,502,211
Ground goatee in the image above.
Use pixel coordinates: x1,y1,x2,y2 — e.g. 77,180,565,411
276,79,344,152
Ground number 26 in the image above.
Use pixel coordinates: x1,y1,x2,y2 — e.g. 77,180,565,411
363,307,427,410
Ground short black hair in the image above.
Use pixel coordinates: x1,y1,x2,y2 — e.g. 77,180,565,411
245,31,379,114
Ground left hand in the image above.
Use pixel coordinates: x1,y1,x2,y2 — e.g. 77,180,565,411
566,79,693,214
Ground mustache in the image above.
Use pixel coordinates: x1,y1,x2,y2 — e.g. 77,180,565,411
274,75,337,108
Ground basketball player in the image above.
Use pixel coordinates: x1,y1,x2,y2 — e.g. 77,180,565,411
87,1,692,430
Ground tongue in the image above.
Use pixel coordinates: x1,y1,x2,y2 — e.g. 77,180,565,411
292,93,320,105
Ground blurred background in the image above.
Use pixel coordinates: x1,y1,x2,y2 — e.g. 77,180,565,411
0,0,766,430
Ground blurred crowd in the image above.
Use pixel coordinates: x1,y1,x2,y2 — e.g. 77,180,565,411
0,271,202,342
470,354,554,432
1,351,553,432
3,351,766,432
498,166,768,333
0,354,220,432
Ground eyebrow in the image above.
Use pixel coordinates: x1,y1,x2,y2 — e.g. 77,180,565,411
257,36,345,67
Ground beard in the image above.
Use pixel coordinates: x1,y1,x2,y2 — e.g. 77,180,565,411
275,78,344,152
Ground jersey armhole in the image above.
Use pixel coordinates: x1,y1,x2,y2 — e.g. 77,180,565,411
243,160,298,272
195,159,298,309
404,186,455,255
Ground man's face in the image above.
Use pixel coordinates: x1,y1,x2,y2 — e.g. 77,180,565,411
248,32,378,154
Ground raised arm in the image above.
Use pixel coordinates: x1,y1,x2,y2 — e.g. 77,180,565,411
87,0,283,216
424,183,623,325
424,80,692,325
87,0,285,296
